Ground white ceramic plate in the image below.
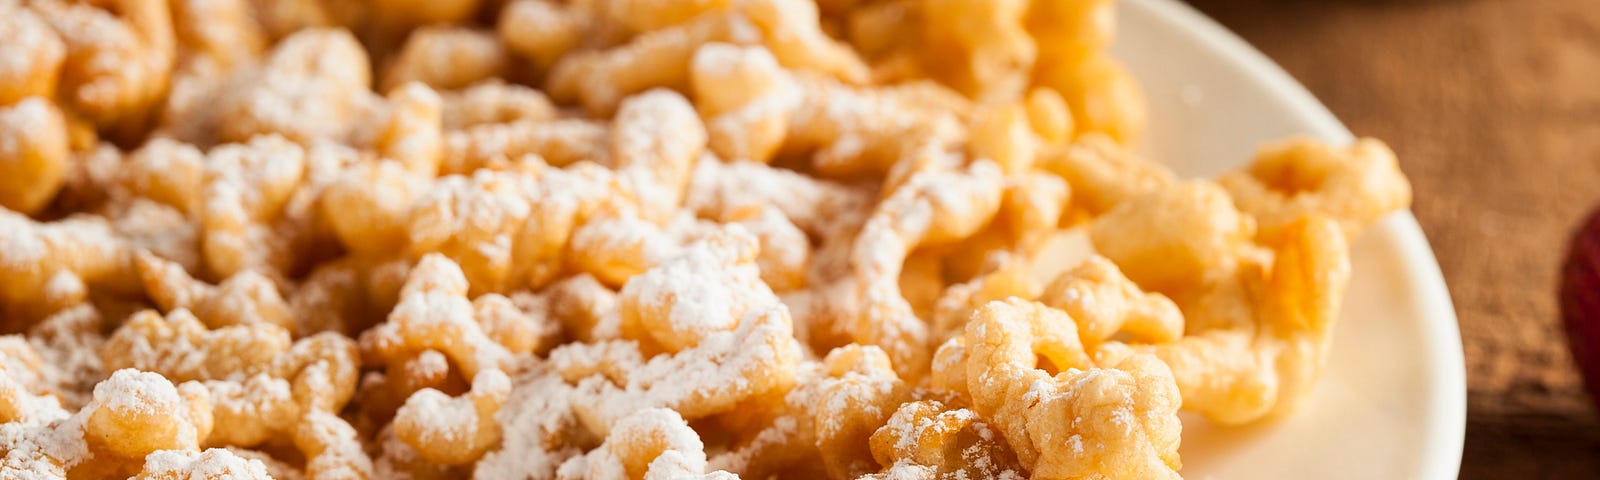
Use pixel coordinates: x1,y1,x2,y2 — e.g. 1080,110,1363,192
1110,0,1467,478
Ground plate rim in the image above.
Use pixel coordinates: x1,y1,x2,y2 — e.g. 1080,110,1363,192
1119,0,1468,477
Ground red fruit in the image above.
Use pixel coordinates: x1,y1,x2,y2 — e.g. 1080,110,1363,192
1562,206,1600,411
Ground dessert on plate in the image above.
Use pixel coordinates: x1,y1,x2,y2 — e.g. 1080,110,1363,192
0,0,1410,478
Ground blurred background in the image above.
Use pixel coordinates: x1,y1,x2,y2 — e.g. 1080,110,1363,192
1182,0,1600,477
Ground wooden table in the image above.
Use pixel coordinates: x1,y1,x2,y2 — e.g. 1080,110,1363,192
1181,0,1600,476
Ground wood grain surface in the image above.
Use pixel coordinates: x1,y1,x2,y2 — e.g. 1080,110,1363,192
1179,0,1600,476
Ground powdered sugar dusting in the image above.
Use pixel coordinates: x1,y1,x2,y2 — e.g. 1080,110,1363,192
94,369,183,417
12,305,105,410
0,7,64,89
684,155,871,237
0,98,59,159
554,304,800,435
136,448,272,479
619,226,776,350
474,364,584,480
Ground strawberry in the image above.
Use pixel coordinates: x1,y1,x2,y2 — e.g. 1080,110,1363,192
1562,206,1600,411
